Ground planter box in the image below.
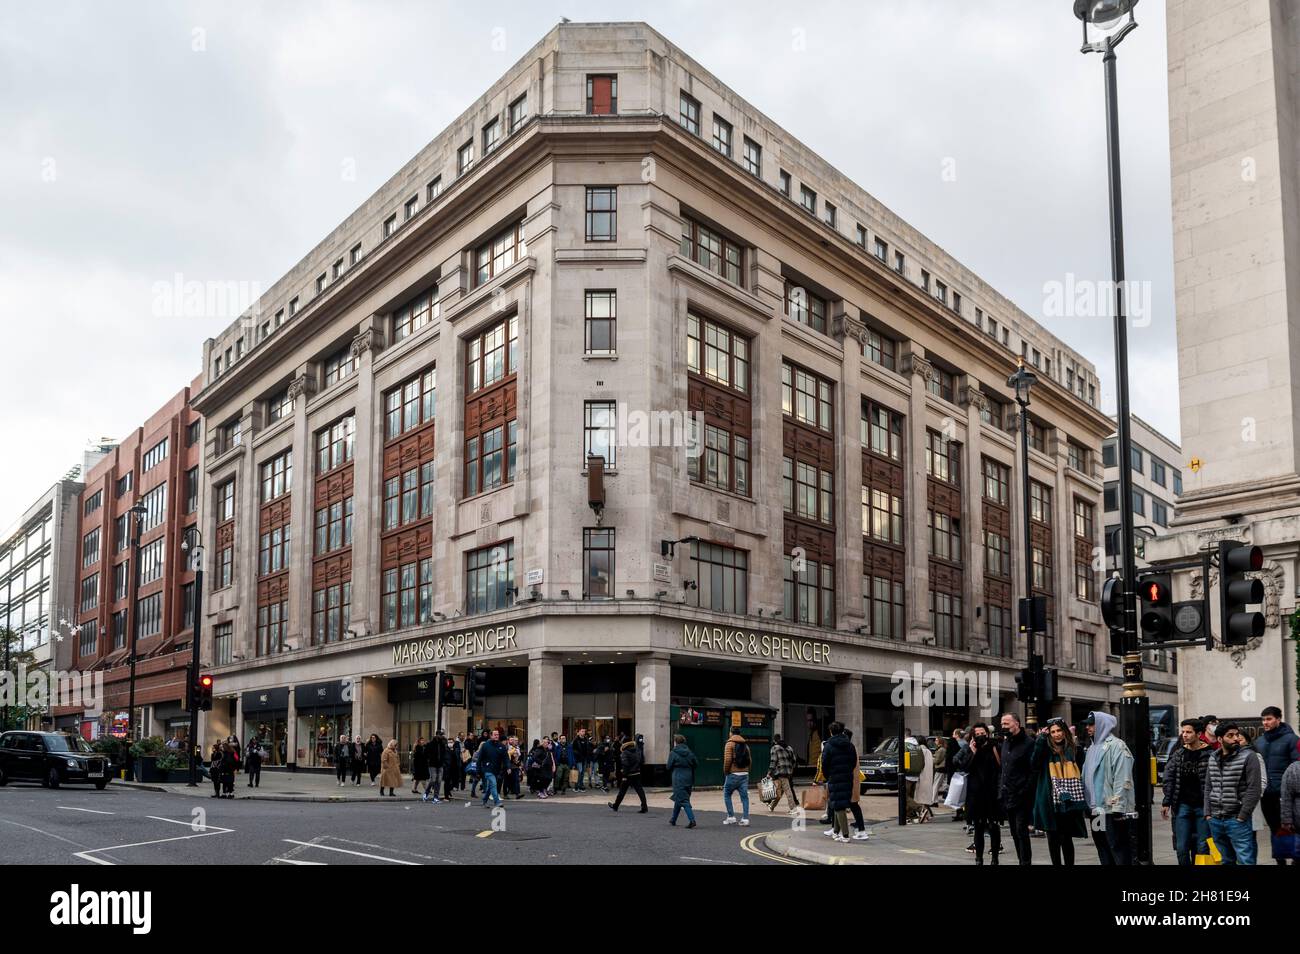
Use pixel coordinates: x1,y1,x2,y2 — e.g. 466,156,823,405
134,756,185,783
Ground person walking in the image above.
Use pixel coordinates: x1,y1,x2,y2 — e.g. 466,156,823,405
821,722,857,845
244,737,263,788
475,729,507,809
505,736,524,799
1204,723,1263,865
425,730,447,802
208,741,224,799
1031,717,1088,866
1162,719,1213,866
721,730,752,826
364,734,383,786
334,734,353,787
1082,711,1136,865
1253,706,1299,864
379,739,402,797
608,734,648,813
954,724,1002,865
843,729,869,840
350,735,365,786
218,741,237,799
766,734,799,815
411,737,429,796
440,734,460,801
597,737,616,792
571,728,594,791
998,712,1035,865
527,739,553,798
906,737,936,824
666,734,698,828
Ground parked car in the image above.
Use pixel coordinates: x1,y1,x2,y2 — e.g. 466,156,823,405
1154,736,1179,784
0,731,111,789
860,737,901,792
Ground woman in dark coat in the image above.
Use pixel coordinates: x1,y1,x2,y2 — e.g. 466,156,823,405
209,742,224,798
821,722,858,843
666,734,698,828
218,742,238,798
443,738,462,799
411,738,429,795
527,740,553,797
349,735,364,786
954,724,1003,864
364,734,383,786
1032,718,1089,865
244,737,263,788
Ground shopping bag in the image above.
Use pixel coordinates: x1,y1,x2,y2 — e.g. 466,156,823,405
1271,832,1300,860
759,775,777,802
568,768,579,786
1194,837,1223,865
944,771,968,809
802,783,827,812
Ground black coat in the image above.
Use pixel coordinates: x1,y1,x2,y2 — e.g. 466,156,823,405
428,736,449,772
821,733,858,811
365,739,383,772
412,744,429,780
955,737,1002,822
998,729,1034,810
617,741,641,778
571,736,594,762
334,741,354,766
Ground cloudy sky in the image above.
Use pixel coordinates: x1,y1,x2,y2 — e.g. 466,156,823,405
0,0,1178,523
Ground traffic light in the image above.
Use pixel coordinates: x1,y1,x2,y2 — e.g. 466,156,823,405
1039,667,1058,705
1218,541,1264,646
1014,668,1035,702
467,668,488,709
1137,572,1173,643
439,671,455,696
195,673,214,711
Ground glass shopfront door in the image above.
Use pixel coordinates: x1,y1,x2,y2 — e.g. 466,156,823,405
296,706,353,767
241,688,291,766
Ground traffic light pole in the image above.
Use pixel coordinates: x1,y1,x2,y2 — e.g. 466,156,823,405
1013,382,1040,729
186,544,203,787
1101,44,1151,864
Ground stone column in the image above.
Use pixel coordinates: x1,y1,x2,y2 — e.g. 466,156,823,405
832,307,867,629
231,695,243,750
527,652,564,748
902,706,930,738
286,688,298,769
901,349,933,642
750,664,784,738
834,674,864,744
360,676,395,743
287,372,314,646
635,652,672,766
349,325,381,635
960,381,989,653
235,407,258,660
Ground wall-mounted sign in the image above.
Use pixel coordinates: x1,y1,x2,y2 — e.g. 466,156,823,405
241,687,290,713
526,568,544,587
391,624,519,667
293,679,351,709
653,562,672,583
680,623,832,666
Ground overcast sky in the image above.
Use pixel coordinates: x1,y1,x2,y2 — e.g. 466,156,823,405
0,0,1179,525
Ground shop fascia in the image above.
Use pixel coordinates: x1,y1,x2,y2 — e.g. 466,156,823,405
680,622,833,666
390,623,520,667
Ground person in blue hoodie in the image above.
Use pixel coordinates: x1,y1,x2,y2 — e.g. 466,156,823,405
666,734,698,828
1253,706,1299,864
1082,711,1136,865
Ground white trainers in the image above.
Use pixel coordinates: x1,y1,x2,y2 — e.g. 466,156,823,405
738,819,750,827
833,834,851,844
787,808,801,816
823,828,836,837
722,817,738,825
852,830,870,841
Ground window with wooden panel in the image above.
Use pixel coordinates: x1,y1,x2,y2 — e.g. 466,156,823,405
782,363,833,432
862,486,903,545
313,581,352,645
1030,480,1052,524
927,510,961,562
260,450,292,502
925,430,960,485
315,416,355,474
256,599,287,656
686,314,751,497
861,401,903,462
381,557,433,632
384,367,437,441
464,316,518,498
586,75,617,115
315,497,354,555
982,457,1009,505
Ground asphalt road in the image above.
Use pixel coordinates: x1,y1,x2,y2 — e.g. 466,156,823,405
0,780,802,865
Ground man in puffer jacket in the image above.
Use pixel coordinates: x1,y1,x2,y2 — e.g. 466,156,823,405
1204,723,1263,865
1253,706,1299,863
821,722,858,845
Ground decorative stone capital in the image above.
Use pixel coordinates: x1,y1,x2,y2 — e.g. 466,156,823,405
902,353,934,383
350,328,381,360
831,312,868,348
286,375,313,401
959,385,991,413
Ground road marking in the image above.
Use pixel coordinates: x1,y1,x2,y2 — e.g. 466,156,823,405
272,858,326,865
679,856,742,865
738,832,809,865
145,815,231,830
476,830,494,839
73,820,235,865
2,819,92,850
58,806,114,815
281,839,419,864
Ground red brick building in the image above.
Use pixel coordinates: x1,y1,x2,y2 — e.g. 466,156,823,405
57,379,203,741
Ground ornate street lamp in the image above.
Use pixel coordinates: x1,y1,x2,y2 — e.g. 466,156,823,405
1074,0,1139,53
1007,359,1040,727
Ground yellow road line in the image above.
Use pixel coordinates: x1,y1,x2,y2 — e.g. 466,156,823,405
739,832,808,865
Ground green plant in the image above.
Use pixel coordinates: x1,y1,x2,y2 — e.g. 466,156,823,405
129,735,166,758
90,737,125,763
155,752,186,772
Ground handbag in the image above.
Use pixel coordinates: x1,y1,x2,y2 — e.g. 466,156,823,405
944,771,968,809
802,783,827,812
1271,832,1300,860
568,768,579,785
1049,761,1085,807
759,775,777,803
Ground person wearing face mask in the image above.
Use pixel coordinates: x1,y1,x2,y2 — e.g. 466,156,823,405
1161,719,1212,866
1204,723,1263,865
1082,711,1136,865
953,724,1002,865
997,712,1035,865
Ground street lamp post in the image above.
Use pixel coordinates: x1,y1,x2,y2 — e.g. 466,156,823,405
1007,358,1040,728
1074,0,1151,864
181,529,204,787
125,502,147,781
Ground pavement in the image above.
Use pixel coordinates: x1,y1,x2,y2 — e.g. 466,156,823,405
764,793,1184,865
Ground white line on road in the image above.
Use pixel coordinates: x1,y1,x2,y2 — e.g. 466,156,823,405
73,827,234,865
679,856,743,865
1,819,92,850
281,839,420,865
272,858,326,865
145,815,233,831
58,806,114,815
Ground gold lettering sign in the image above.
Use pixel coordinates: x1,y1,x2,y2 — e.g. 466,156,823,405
391,624,518,667
680,623,832,666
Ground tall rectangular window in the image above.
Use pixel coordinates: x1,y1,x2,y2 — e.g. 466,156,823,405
800,185,817,214
690,541,748,614
482,118,500,155
384,367,437,440
466,542,514,615
315,416,356,474
82,528,100,568
584,401,617,468
1030,481,1052,524
742,137,761,176
582,528,615,599
217,479,235,523
678,91,700,134
185,467,199,513
712,115,732,156
260,450,292,502
508,94,528,133
458,140,474,175
783,555,834,627
982,458,1010,505
586,75,617,115
584,290,616,355
584,187,616,241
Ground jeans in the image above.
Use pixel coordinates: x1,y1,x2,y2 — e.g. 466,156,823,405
1208,816,1257,865
1172,804,1211,866
336,761,348,784
480,771,501,807
426,766,443,794
572,759,588,788
723,773,750,819
469,774,481,798
670,798,696,825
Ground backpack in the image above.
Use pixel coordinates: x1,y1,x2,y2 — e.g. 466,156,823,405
732,740,751,770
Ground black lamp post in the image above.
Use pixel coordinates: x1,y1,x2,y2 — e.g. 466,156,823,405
125,502,147,781
181,528,204,787
1074,0,1151,864
1007,358,1040,728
